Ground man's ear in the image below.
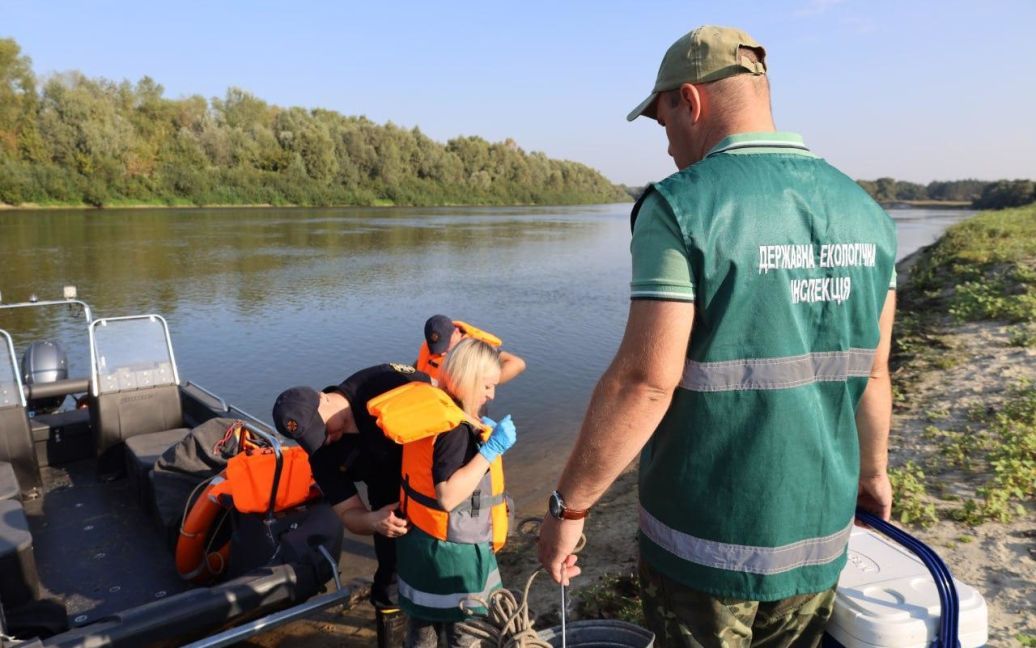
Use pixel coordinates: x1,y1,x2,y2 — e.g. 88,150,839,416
680,83,703,124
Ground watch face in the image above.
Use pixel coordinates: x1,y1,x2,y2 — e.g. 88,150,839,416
548,492,562,518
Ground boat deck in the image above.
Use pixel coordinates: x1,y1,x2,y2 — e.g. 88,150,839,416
23,459,192,627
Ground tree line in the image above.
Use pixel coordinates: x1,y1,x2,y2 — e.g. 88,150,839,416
855,178,1036,210
0,39,628,208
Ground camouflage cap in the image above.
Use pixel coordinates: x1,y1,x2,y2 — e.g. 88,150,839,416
627,25,767,122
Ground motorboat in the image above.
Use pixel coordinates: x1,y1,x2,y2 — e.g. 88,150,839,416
0,289,349,648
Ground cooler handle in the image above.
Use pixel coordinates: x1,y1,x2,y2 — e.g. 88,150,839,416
855,509,960,648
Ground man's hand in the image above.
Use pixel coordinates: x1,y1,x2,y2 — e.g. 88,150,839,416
537,515,584,585
369,502,409,538
857,472,892,521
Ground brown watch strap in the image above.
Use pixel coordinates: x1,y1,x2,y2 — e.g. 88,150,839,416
561,506,590,520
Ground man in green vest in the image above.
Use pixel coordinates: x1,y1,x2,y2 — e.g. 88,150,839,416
538,25,897,647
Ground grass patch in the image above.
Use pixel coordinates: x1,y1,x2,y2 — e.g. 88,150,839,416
907,204,1036,324
1008,324,1036,347
924,406,951,422
949,382,1036,525
888,461,938,528
575,571,645,627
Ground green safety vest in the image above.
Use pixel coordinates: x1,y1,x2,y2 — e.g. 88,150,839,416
636,133,897,601
396,525,502,622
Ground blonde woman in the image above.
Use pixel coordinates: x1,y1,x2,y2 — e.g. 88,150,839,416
394,338,516,647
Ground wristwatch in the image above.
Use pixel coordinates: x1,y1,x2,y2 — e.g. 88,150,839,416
548,490,590,520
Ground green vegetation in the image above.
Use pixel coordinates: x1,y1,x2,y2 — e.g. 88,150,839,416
856,177,1035,210
0,39,628,208
891,204,1036,527
888,461,939,528
906,204,1036,324
575,571,645,627
951,383,1036,525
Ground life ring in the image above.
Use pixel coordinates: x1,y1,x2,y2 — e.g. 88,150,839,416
176,474,232,585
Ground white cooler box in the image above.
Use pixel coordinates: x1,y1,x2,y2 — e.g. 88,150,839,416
826,525,988,647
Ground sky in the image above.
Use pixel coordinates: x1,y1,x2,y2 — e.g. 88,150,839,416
2,0,1034,186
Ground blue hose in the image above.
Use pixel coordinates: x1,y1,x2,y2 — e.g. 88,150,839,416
855,510,961,647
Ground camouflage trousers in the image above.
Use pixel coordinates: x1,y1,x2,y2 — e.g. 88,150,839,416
638,558,836,648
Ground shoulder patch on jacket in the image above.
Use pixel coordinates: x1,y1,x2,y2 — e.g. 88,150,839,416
390,363,416,374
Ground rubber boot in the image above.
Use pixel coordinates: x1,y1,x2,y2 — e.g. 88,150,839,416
375,606,407,648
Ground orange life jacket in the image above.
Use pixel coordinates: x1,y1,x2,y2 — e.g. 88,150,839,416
415,321,503,381
175,446,319,583
367,382,510,551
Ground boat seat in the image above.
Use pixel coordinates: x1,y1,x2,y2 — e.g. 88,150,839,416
92,383,185,477
0,499,40,608
0,461,19,501
0,403,42,493
125,428,191,512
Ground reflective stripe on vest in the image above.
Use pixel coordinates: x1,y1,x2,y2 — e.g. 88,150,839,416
680,348,876,392
398,568,502,609
639,506,853,575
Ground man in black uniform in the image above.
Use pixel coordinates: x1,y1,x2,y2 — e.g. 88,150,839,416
272,363,430,648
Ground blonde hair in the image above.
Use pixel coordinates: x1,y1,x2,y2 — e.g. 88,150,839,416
439,338,501,415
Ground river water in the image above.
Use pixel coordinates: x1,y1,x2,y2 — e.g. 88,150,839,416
0,204,972,510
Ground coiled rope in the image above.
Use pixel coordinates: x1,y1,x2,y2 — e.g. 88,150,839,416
455,518,586,648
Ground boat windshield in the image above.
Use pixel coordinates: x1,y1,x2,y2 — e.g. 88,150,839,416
0,330,23,407
91,316,178,394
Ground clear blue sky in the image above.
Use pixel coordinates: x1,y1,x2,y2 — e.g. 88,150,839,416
3,0,1034,186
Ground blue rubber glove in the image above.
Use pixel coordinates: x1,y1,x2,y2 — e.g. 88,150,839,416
480,415,497,428
479,415,515,463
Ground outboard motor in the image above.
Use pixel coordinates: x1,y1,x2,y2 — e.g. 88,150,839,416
21,340,68,414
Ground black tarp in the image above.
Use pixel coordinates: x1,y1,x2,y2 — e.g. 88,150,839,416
150,417,242,536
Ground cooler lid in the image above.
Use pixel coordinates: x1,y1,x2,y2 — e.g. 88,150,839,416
827,526,988,647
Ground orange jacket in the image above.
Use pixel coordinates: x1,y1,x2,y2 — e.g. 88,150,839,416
367,382,509,551
415,320,502,381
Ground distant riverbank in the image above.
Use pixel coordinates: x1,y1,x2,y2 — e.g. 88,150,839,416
882,199,973,209
0,197,630,211
3,198,972,212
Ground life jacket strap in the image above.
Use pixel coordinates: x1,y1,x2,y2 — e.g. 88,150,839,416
402,474,446,512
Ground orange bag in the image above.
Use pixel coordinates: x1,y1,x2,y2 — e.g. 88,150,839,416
220,446,319,514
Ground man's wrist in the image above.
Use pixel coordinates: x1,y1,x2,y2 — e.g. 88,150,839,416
548,490,590,520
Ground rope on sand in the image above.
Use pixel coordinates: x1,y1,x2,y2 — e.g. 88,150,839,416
454,518,586,647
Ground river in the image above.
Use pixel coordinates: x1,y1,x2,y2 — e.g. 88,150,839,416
0,204,972,510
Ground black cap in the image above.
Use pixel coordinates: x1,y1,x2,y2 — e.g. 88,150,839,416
271,386,326,454
424,314,455,355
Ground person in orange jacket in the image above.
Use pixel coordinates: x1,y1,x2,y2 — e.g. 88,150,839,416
373,338,516,647
416,314,526,385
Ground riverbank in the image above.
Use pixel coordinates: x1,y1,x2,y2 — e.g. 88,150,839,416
0,197,967,211
0,197,630,210
882,199,973,209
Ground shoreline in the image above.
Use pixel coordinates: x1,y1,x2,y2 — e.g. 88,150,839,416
881,200,973,210
0,199,631,212
1,198,966,212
